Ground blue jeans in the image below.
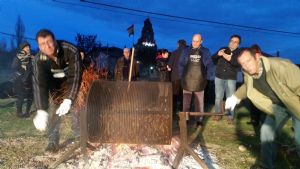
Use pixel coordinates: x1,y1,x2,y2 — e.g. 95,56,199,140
260,104,300,169
214,77,236,118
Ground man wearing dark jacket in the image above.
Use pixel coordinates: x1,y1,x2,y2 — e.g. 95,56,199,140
212,35,241,121
168,39,186,113
11,41,33,118
32,29,82,153
114,48,139,81
179,34,211,124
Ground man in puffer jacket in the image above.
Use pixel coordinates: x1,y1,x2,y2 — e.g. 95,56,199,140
11,41,33,118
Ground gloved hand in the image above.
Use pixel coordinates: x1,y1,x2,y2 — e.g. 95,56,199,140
56,99,72,116
33,110,49,131
225,95,241,111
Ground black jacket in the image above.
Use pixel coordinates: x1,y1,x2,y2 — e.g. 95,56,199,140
212,47,240,80
11,50,33,90
168,46,185,81
33,41,82,110
156,57,170,82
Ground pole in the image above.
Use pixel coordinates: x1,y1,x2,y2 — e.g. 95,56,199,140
128,47,135,82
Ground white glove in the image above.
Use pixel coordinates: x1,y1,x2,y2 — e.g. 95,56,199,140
33,110,49,131
225,95,241,112
56,99,72,116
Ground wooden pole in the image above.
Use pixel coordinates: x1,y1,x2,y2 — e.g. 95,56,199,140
49,142,80,169
183,143,208,169
172,112,210,169
128,47,135,82
172,112,188,168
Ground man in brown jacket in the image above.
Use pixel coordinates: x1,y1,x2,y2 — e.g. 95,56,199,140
225,45,300,169
114,48,139,81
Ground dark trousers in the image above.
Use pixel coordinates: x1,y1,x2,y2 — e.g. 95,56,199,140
172,80,182,113
15,85,33,115
48,103,80,145
183,90,204,121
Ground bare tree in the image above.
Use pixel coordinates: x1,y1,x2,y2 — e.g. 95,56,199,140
75,33,101,54
0,38,7,52
15,15,25,47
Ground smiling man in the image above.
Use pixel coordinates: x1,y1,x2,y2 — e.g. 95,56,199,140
32,29,82,153
225,45,300,168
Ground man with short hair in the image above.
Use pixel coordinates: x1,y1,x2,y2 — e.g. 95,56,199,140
225,45,300,168
32,29,82,153
212,35,241,121
114,48,139,81
179,34,211,124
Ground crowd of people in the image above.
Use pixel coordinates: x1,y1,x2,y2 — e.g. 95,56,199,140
9,29,300,168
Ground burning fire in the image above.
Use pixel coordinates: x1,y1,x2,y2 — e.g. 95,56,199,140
56,137,220,169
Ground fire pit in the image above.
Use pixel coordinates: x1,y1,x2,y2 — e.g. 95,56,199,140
55,137,220,169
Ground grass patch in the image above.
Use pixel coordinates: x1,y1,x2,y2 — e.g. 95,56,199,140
0,98,299,168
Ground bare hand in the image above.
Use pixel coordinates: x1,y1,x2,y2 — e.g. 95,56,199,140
167,65,171,71
223,53,232,61
218,49,225,56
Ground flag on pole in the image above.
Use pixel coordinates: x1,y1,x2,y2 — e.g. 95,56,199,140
127,24,134,36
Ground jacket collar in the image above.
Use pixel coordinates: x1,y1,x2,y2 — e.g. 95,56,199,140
261,56,271,72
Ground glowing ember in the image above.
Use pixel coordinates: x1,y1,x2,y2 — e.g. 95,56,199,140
56,137,221,169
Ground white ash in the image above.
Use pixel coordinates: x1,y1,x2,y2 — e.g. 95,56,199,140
57,137,221,169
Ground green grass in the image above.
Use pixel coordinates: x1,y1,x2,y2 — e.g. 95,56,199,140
197,104,300,169
0,99,74,169
0,98,299,169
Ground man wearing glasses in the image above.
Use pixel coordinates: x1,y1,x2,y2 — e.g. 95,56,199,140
32,29,82,153
211,35,241,122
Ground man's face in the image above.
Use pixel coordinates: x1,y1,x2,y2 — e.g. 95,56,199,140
228,37,240,51
162,52,169,58
80,52,85,60
123,49,130,59
37,35,56,57
238,51,260,75
23,46,30,54
192,35,202,48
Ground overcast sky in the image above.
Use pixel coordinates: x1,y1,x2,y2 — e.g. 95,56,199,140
0,0,300,63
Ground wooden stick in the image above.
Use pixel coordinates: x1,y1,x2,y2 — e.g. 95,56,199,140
49,142,80,169
183,143,208,169
173,112,211,169
173,112,188,168
80,108,88,158
180,112,225,116
128,47,135,82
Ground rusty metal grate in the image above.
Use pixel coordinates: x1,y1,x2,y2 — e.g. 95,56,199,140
85,80,172,145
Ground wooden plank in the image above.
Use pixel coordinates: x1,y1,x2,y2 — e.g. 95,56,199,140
188,112,224,116
49,142,80,169
183,143,208,169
